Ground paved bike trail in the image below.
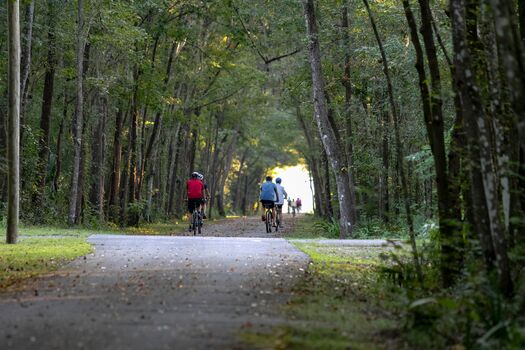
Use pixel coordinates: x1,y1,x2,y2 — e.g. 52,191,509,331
0,234,309,349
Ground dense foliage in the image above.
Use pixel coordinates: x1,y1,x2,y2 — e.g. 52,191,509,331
0,0,303,227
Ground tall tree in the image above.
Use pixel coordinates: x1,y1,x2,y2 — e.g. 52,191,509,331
68,0,87,225
302,0,354,237
340,1,358,224
450,0,512,295
363,0,423,284
7,0,21,244
403,0,463,285
35,0,58,207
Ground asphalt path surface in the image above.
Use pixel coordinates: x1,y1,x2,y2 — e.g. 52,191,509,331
0,218,310,350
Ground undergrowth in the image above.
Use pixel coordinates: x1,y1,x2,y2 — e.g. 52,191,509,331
379,238,525,349
260,216,525,349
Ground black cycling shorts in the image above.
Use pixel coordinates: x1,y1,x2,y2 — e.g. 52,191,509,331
187,198,204,213
276,204,283,209
261,200,275,209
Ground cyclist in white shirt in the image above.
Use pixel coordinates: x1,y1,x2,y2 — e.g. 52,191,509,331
275,177,287,228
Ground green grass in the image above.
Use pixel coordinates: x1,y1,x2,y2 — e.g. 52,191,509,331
0,224,128,289
0,237,92,288
19,226,100,238
243,240,400,349
285,214,334,239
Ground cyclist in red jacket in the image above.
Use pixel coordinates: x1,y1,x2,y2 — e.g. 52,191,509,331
186,172,205,229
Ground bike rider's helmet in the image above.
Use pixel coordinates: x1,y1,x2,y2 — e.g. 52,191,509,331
191,171,199,178
276,177,282,184
197,173,204,180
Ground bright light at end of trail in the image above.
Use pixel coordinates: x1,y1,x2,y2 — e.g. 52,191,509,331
271,165,314,213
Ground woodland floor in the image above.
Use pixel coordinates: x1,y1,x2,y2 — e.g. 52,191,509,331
0,216,395,349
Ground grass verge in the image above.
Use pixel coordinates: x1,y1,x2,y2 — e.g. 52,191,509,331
284,214,331,239
243,239,401,349
0,236,92,289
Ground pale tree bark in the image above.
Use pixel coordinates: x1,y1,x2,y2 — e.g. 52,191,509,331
303,0,354,237
450,0,512,295
68,0,86,225
363,0,423,284
7,0,21,244
488,0,525,144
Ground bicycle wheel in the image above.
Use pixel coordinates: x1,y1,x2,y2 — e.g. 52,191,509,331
265,210,271,233
192,211,198,236
197,212,202,235
275,212,280,232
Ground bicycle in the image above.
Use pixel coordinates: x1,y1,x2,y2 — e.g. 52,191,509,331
191,207,203,235
263,204,274,233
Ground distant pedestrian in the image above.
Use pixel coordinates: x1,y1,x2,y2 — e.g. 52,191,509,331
296,197,302,213
287,197,292,214
291,198,297,217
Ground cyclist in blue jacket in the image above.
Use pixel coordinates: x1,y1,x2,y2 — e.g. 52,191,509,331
259,176,279,222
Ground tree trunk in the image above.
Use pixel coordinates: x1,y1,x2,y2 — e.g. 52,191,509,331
128,76,140,226
89,96,107,221
52,101,66,192
518,0,525,45
68,0,86,226
303,0,354,237
108,108,124,221
141,43,178,184
341,1,358,224
0,92,6,204
295,105,324,217
6,0,21,244
321,148,334,218
490,0,525,144
380,110,390,224
119,127,132,226
167,123,185,216
450,0,512,295
363,0,423,284
35,0,57,206
75,121,87,224
241,174,249,216
217,134,237,217
403,0,462,285
20,0,35,125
